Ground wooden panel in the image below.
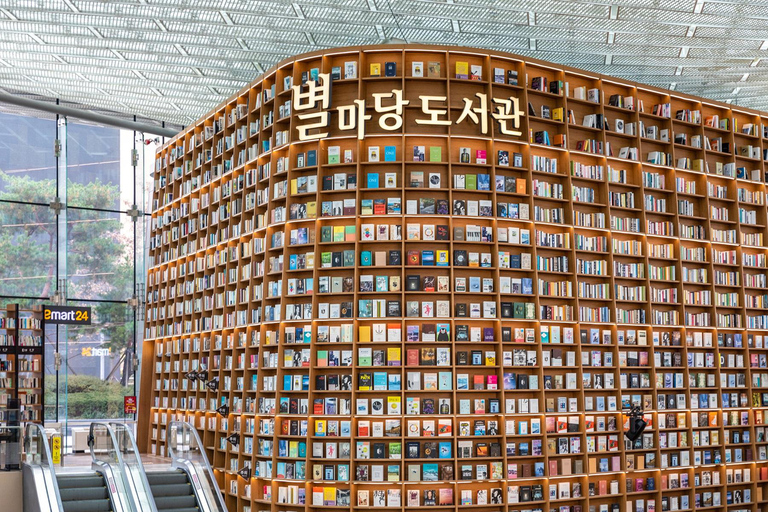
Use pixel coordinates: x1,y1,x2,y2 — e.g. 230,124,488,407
143,46,768,512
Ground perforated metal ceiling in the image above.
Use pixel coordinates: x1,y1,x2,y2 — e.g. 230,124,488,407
1,0,767,128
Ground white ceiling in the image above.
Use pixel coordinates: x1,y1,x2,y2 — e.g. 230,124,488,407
2,0,768,128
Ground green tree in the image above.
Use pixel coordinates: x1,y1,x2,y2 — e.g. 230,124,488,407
0,171,137,416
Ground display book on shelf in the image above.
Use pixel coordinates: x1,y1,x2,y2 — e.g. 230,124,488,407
0,304,45,424
142,45,768,512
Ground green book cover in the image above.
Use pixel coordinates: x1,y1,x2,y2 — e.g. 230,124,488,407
321,252,332,266
321,226,332,242
513,302,525,318
429,146,442,162
344,225,356,241
343,250,355,267
466,174,477,190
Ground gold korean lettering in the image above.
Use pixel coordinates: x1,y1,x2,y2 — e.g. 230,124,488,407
338,99,372,140
492,96,525,136
292,73,332,140
372,90,410,131
456,92,489,134
415,95,451,126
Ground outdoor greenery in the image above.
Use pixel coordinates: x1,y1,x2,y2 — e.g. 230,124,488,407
0,171,137,419
46,374,132,419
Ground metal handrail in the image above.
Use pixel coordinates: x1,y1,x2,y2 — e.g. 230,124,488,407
88,421,141,512
23,423,64,512
110,422,158,512
167,420,228,512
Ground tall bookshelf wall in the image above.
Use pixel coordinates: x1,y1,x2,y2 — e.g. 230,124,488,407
0,304,45,424
142,45,768,512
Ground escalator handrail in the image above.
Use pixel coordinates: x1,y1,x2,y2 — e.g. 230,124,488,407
23,423,65,512
109,422,158,512
89,421,148,512
167,420,228,512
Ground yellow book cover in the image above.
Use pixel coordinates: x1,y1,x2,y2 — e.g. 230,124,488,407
306,201,317,218
358,325,371,343
315,419,326,435
289,440,298,458
485,352,496,366
387,347,401,365
370,63,381,77
552,107,563,122
455,61,469,78
290,179,298,195
323,487,336,505
306,252,315,269
332,225,344,241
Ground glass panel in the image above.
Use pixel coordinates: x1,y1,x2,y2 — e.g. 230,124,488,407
66,122,130,211
62,300,134,422
0,202,57,299
0,110,56,199
66,210,134,301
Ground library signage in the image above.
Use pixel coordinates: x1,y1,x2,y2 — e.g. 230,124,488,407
147,45,768,512
43,305,92,325
292,73,525,140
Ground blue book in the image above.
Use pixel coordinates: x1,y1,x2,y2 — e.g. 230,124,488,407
439,442,452,458
373,372,387,389
307,150,317,166
360,251,372,266
289,254,298,270
477,174,491,190
422,463,439,481
384,146,397,161
422,250,435,266
367,173,379,188
522,278,533,295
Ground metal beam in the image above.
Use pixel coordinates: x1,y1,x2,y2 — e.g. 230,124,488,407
0,90,178,136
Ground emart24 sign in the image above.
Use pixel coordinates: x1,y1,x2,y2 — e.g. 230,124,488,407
43,305,92,325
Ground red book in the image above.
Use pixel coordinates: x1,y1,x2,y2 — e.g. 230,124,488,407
549,459,558,476
406,349,419,366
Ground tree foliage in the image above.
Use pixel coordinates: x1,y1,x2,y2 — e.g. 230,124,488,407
0,171,137,417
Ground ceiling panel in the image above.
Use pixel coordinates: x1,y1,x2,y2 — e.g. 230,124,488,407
1,0,767,128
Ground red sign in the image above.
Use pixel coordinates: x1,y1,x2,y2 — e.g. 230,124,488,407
124,396,137,414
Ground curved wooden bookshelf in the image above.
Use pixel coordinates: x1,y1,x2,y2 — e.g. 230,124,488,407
141,45,768,512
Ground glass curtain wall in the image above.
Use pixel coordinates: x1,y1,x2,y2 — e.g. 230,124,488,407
0,106,160,435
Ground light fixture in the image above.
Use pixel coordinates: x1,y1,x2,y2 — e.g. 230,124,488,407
624,405,647,442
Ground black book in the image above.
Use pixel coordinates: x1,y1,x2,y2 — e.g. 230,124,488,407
388,250,401,266
406,275,420,291
372,443,386,458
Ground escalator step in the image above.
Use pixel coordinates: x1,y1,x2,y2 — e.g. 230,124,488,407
150,482,194,497
146,471,190,486
60,498,113,512
56,474,106,489
154,494,198,510
59,486,110,502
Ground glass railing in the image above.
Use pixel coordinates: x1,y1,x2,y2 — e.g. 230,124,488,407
110,422,157,512
24,423,64,512
89,422,140,512
167,421,227,512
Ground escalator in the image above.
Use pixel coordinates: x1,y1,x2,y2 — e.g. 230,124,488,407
22,420,226,512
112,420,226,512
23,422,135,512
145,470,198,512
56,473,113,512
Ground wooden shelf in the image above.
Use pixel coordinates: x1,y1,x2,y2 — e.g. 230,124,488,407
142,45,768,512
